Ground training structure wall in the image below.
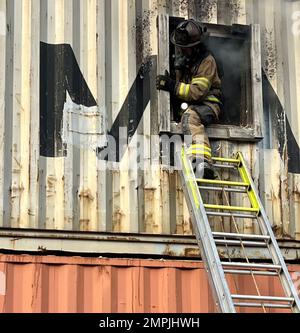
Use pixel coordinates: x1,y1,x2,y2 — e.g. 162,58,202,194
0,0,299,252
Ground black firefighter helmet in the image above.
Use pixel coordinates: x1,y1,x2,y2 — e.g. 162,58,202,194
170,19,208,48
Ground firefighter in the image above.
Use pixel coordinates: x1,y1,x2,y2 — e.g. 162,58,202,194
156,19,223,179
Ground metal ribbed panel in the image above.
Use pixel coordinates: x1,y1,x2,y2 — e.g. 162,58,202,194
0,0,299,242
0,254,299,313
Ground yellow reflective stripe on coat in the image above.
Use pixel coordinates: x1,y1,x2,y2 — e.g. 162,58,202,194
178,83,190,99
187,147,211,153
192,80,209,89
205,95,222,104
179,83,185,97
187,150,212,158
187,144,212,158
191,77,211,90
185,84,190,98
189,144,211,152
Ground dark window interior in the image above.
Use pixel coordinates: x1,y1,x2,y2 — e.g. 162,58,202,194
169,17,252,127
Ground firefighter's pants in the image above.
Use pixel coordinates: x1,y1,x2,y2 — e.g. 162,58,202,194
181,104,217,162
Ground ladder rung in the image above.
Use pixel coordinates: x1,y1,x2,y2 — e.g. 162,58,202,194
234,302,292,309
212,232,270,241
205,204,259,213
212,157,240,164
232,295,294,302
224,269,279,276
206,211,258,219
197,179,249,187
199,186,247,193
221,262,281,270
215,239,267,247
213,164,237,169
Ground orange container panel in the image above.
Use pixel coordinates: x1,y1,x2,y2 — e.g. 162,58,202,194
0,254,299,313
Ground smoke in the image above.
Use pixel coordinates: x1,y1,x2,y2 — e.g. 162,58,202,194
206,35,248,125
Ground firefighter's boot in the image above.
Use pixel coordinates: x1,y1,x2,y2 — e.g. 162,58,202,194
187,144,215,179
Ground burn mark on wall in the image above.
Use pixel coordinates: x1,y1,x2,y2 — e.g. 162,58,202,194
228,0,243,19
135,9,155,69
286,121,300,174
262,29,278,80
262,71,285,157
194,0,217,22
179,0,189,13
262,71,300,174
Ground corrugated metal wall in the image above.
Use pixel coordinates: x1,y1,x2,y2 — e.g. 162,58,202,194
251,0,300,240
0,254,299,313
0,0,299,240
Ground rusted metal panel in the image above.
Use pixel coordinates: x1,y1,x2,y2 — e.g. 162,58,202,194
1,229,300,261
289,174,300,241
0,0,6,228
0,0,299,246
0,254,299,313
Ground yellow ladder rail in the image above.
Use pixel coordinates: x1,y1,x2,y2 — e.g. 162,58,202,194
236,152,260,213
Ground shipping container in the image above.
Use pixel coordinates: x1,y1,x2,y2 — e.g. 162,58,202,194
0,0,299,257
1,0,300,314
0,254,299,313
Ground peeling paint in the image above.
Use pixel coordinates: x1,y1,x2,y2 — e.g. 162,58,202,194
37,245,47,252
184,247,199,257
10,184,25,197
79,219,90,231
78,189,94,201
46,175,57,198
112,209,126,232
62,92,105,151
163,244,177,256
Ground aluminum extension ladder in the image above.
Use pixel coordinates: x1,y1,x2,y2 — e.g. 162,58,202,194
177,147,300,313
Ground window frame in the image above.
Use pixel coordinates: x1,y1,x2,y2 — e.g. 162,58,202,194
157,14,263,142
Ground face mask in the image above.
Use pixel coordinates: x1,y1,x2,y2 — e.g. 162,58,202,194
173,46,201,70
173,48,191,70
174,54,189,70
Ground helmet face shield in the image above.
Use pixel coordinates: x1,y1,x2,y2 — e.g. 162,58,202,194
174,27,189,45
180,47,193,56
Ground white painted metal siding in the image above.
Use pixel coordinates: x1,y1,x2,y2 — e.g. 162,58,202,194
0,0,299,242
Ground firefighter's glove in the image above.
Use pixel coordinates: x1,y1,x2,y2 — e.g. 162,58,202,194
156,70,175,94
